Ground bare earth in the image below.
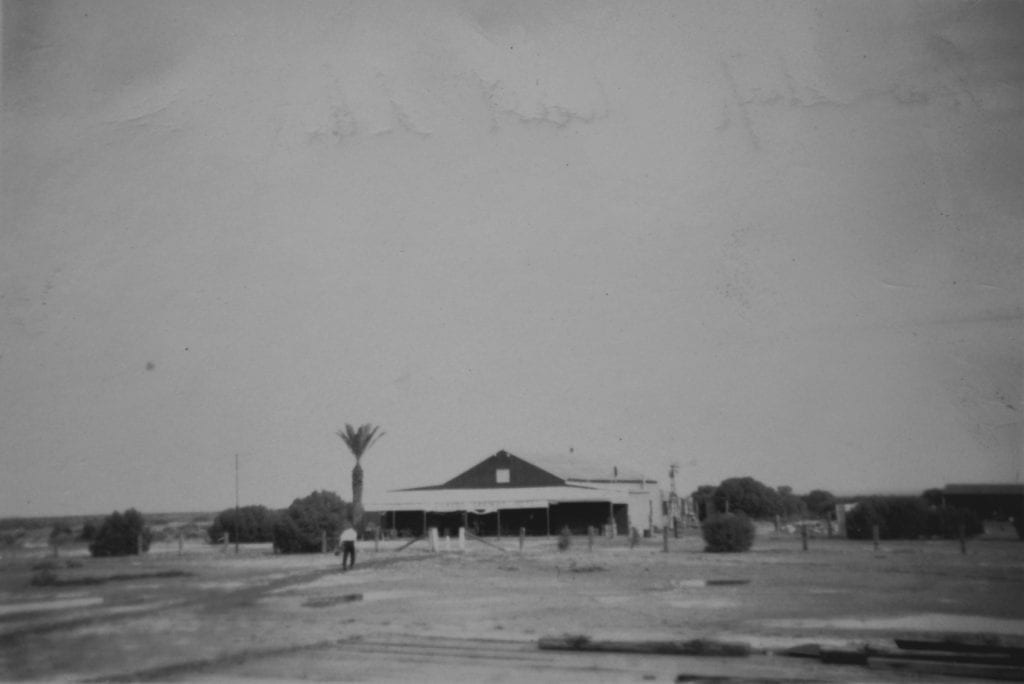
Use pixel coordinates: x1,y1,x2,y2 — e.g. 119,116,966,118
1,532,1022,682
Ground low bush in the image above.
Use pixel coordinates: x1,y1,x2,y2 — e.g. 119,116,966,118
701,513,755,552
89,509,152,557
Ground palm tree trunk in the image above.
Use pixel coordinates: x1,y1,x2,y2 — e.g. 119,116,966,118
352,461,364,523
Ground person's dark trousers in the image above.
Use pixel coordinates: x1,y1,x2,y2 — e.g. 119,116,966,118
342,541,355,570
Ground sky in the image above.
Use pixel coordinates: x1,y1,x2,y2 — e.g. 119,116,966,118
1,0,1021,518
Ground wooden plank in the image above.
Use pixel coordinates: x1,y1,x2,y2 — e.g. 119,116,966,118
538,635,751,657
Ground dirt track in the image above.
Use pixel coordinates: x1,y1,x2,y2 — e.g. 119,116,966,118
2,533,1022,682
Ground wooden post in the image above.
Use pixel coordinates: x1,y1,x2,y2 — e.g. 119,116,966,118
458,526,466,552
545,504,551,537
321,530,327,554
234,453,240,555
588,526,594,551
872,524,880,551
801,523,808,551
496,510,501,539
662,524,669,553
519,527,525,552
428,527,438,552
958,523,966,555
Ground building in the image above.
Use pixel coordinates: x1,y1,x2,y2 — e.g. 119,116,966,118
941,483,1024,525
364,449,659,538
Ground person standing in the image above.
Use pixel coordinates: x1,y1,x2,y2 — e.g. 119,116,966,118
339,524,357,571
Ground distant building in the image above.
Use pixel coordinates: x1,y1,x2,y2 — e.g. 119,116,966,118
942,483,1024,526
364,449,659,538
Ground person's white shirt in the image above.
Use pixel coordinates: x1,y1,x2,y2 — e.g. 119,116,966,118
340,528,357,543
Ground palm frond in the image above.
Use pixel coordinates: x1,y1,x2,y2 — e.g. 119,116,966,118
336,422,384,460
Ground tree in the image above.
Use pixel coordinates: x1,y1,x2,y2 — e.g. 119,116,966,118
802,489,836,519
89,509,152,557
776,486,806,520
336,423,384,524
713,477,781,519
272,490,350,553
921,488,945,508
690,485,719,520
208,505,277,544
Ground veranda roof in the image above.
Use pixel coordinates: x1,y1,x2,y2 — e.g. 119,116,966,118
365,485,631,513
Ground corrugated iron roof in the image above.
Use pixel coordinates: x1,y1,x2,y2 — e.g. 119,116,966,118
365,484,632,512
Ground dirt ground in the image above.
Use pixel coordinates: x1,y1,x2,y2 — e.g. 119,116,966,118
1,531,1022,682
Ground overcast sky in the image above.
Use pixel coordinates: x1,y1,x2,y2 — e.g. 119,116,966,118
2,0,1021,518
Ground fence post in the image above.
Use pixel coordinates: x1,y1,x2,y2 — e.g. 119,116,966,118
428,526,438,553
588,526,594,552
519,527,525,553
872,525,880,552
458,526,466,552
321,530,327,554
801,524,808,551
663,525,669,553
958,523,966,555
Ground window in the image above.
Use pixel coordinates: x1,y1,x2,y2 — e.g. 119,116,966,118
495,468,510,484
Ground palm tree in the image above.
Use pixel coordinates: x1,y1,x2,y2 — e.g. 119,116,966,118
336,423,384,524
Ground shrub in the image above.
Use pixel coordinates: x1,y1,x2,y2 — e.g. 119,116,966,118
272,491,350,554
701,513,755,552
207,505,277,544
49,523,74,546
557,526,571,551
846,497,936,540
926,506,984,539
89,509,152,557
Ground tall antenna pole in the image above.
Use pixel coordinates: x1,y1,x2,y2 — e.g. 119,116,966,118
234,454,240,555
